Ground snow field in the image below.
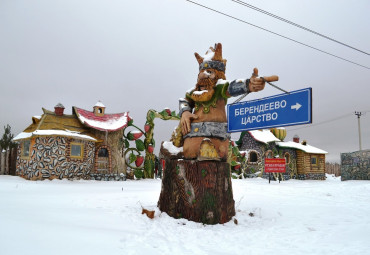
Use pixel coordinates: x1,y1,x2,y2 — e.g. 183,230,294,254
0,175,369,255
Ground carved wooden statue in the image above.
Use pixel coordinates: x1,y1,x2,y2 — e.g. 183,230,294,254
158,43,278,224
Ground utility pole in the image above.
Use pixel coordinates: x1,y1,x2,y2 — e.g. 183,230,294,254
354,111,362,151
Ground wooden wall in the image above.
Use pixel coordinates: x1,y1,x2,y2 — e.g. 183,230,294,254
326,162,341,176
0,148,17,175
296,151,325,175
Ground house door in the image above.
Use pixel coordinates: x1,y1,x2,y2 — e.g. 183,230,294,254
97,147,110,173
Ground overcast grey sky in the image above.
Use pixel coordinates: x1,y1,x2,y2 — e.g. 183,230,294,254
1,0,369,162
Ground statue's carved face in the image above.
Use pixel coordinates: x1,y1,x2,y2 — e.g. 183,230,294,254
190,69,217,102
190,68,225,102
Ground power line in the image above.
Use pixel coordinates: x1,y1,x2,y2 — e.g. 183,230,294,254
184,0,370,70
231,0,369,56
287,110,370,131
287,113,352,131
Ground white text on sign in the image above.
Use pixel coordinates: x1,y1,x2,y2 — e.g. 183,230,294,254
235,100,287,125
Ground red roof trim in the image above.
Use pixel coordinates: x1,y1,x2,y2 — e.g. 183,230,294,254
73,107,130,132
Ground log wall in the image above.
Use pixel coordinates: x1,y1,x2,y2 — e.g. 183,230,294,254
296,151,325,180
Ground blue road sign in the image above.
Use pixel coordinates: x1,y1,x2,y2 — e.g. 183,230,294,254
227,88,312,132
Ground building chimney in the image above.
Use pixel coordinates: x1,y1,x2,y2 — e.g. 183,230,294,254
293,134,300,143
93,101,106,117
54,103,65,116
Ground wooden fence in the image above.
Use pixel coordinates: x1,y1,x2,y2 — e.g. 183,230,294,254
325,162,341,177
0,147,17,176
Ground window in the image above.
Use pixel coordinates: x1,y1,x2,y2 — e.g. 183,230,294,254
284,152,291,164
98,148,109,157
70,143,83,159
22,140,31,158
265,150,273,159
311,156,318,166
249,151,258,163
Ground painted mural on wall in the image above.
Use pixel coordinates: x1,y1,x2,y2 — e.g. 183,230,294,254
16,136,95,180
341,150,370,181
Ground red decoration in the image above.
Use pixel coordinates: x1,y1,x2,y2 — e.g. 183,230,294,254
135,156,144,167
148,145,154,154
132,132,143,140
165,108,172,116
161,159,165,171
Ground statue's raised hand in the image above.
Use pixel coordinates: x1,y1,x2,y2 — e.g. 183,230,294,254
249,67,279,92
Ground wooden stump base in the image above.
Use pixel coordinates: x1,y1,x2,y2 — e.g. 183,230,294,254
158,159,235,224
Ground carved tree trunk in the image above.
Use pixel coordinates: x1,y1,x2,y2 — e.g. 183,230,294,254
158,159,235,224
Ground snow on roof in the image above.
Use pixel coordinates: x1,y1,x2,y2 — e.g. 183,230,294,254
249,129,280,144
94,101,105,107
33,116,41,120
55,103,65,108
276,141,328,154
13,130,97,141
74,107,130,132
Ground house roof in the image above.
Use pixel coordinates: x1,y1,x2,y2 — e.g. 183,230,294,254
13,108,98,142
249,130,281,144
73,107,130,132
242,129,327,155
94,101,105,107
276,141,328,154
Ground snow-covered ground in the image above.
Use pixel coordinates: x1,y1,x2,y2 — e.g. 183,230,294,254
0,175,369,255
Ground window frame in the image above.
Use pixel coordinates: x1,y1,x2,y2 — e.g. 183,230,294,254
21,140,31,159
265,150,273,159
311,155,318,166
98,147,109,157
248,150,259,164
284,152,291,164
70,142,84,159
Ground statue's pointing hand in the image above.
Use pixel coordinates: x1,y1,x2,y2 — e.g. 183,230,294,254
181,111,198,135
248,67,279,92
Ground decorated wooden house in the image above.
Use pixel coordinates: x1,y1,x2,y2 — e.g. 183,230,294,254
236,128,327,180
13,102,130,180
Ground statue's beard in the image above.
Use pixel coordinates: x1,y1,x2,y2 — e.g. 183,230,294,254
190,78,216,102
